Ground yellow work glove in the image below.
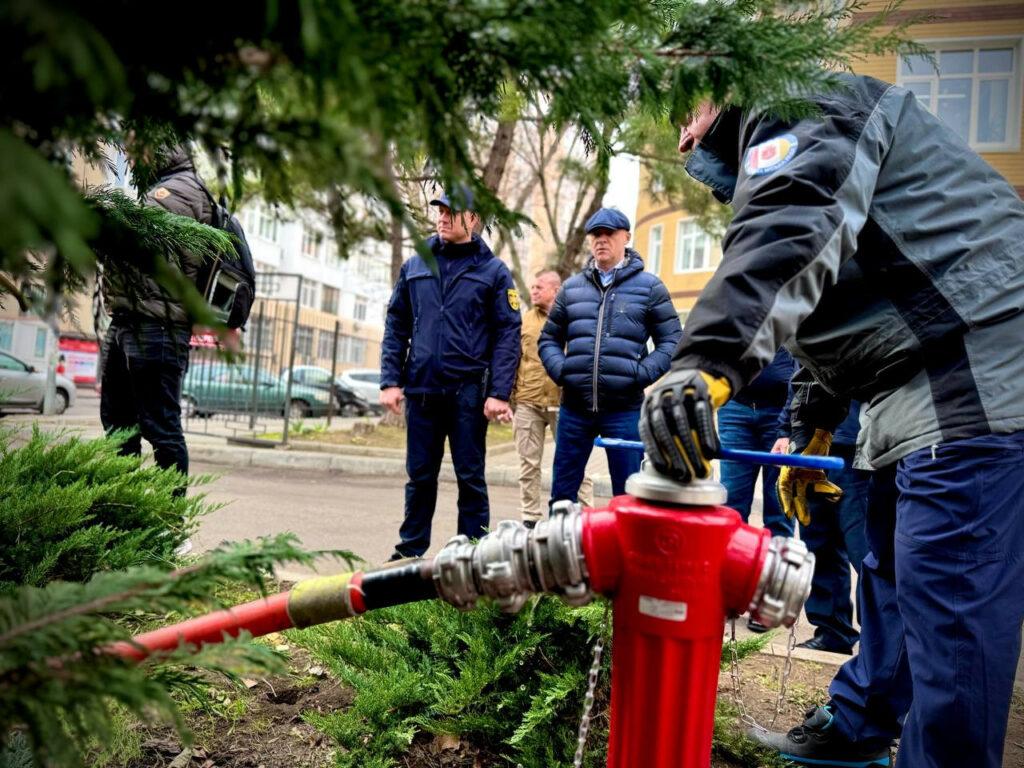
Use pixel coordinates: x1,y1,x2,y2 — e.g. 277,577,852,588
776,429,843,526
639,368,732,482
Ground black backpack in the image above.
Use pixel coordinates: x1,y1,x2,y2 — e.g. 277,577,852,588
196,181,257,330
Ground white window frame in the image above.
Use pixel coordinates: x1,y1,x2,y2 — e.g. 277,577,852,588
673,218,714,274
0,320,13,352
257,207,279,242
301,227,323,260
353,298,368,322
897,36,1023,153
647,224,663,275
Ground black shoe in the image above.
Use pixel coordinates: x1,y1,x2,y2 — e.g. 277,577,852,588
751,705,891,767
747,618,770,633
522,520,537,529
386,550,407,562
797,636,854,655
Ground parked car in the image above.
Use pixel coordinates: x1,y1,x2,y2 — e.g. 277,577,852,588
181,364,333,419
0,351,77,414
339,368,382,406
286,366,376,416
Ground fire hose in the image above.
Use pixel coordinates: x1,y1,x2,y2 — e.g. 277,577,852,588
115,448,833,767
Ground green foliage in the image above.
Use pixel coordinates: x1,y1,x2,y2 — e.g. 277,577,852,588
292,597,776,767
0,427,211,593
0,534,324,767
1,1,916,311
292,596,610,768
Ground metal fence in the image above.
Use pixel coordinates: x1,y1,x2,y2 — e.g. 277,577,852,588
181,272,372,445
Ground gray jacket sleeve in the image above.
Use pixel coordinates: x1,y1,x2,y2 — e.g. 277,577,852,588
674,88,898,393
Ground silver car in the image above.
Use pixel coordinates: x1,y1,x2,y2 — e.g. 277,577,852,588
0,351,77,414
339,368,382,405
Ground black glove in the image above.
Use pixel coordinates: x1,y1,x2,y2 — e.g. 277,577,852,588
639,368,732,483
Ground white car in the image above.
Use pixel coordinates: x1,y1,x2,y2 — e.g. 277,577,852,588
0,351,77,414
339,368,382,406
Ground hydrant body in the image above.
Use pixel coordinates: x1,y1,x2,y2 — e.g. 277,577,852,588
582,494,774,768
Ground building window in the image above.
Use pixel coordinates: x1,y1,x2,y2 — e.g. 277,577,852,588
321,286,340,315
0,321,12,352
34,328,47,358
647,225,663,275
252,315,276,352
318,329,335,360
257,207,279,242
353,298,368,321
300,280,319,309
899,41,1022,151
349,337,367,365
294,326,314,360
302,227,323,260
674,219,714,273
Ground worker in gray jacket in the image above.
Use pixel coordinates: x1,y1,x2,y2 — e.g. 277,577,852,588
639,74,1024,768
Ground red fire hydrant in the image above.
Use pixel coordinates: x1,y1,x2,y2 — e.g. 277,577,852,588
578,467,812,768
432,464,813,768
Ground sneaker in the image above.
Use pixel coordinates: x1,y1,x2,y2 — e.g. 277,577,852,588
752,705,891,767
797,636,854,655
747,618,770,633
173,538,193,557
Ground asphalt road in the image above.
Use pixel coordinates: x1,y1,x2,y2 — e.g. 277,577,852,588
189,462,608,578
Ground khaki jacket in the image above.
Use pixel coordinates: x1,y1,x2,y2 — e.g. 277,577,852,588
513,307,560,408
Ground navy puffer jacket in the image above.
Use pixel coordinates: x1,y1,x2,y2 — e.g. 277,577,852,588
539,251,682,412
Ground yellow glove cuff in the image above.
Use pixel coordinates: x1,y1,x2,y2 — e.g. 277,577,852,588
803,428,834,456
698,371,732,408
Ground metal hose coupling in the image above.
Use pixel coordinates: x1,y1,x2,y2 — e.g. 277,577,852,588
432,500,593,613
747,536,815,628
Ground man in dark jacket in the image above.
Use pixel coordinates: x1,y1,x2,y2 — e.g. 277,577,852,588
380,190,521,559
100,145,212,479
639,75,1024,767
539,207,681,504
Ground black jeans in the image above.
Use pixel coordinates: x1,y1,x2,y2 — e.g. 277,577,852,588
100,318,191,476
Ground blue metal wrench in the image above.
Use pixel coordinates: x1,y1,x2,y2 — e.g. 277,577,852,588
594,437,844,471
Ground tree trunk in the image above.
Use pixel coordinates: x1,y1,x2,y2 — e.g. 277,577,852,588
482,120,517,192
558,176,607,279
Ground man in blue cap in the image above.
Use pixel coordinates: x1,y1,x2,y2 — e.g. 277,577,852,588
539,207,681,505
380,189,521,559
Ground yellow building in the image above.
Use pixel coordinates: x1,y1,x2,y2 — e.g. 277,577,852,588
634,0,1024,321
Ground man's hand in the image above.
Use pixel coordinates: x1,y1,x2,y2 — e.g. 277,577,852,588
776,429,843,526
380,386,405,415
639,368,732,482
484,397,513,423
771,437,790,455
193,325,242,353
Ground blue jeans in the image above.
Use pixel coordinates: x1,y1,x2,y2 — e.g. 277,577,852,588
717,400,793,537
100,319,191,475
395,380,489,557
550,405,642,505
829,432,1024,767
800,442,871,651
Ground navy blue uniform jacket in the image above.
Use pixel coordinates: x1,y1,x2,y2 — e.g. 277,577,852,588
380,234,522,400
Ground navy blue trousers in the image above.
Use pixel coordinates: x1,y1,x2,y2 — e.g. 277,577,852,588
829,432,1024,767
800,442,871,651
550,404,642,504
718,400,794,537
395,380,489,557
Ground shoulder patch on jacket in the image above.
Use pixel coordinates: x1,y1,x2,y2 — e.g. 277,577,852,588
507,288,520,311
743,133,799,176
153,187,171,200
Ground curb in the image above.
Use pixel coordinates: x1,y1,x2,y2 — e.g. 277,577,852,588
188,441,613,496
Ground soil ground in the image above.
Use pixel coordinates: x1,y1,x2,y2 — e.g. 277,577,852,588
121,643,1024,768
